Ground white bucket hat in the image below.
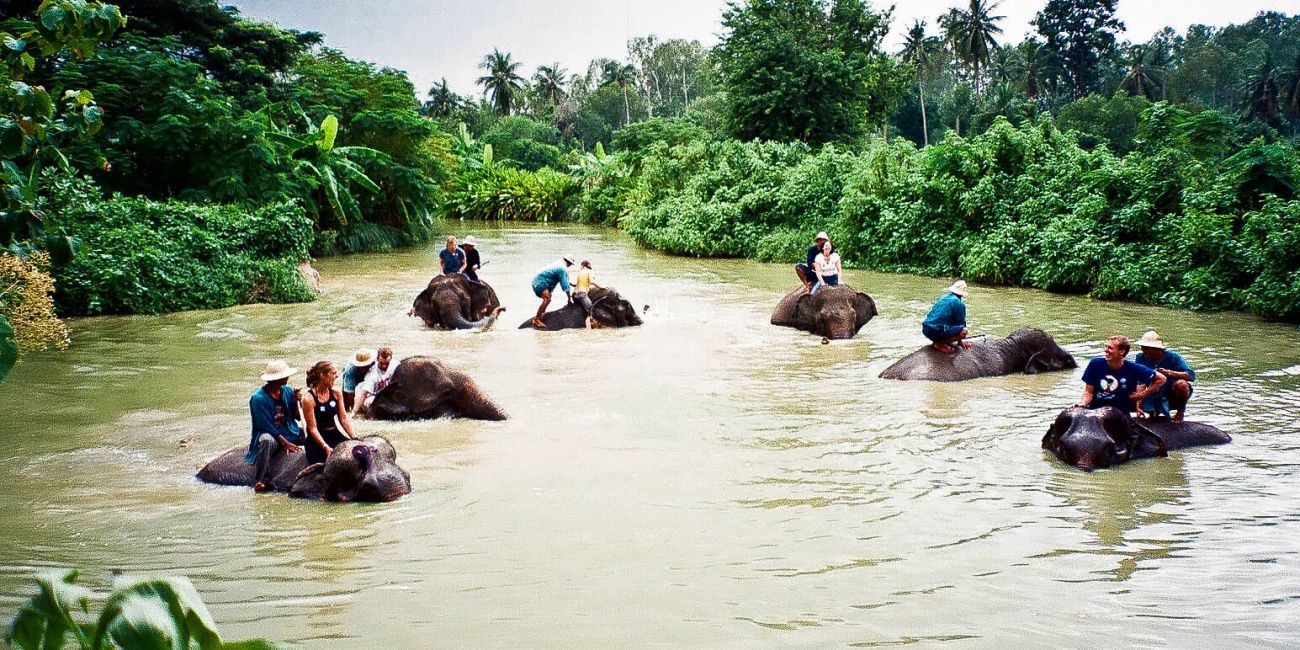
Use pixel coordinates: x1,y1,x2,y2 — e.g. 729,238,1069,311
815,231,830,242
947,280,969,297
353,348,376,365
463,235,478,246
562,255,575,265
1136,330,1166,349
260,359,297,382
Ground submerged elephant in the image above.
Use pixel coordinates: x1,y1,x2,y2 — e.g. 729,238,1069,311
197,435,411,502
770,285,877,340
1042,406,1231,471
411,274,502,330
879,327,1077,381
366,355,508,421
518,286,643,330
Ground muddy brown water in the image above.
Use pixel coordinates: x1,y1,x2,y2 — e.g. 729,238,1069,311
1,224,1298,647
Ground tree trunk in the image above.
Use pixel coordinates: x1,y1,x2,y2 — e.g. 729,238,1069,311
681,67,690,113
919,78,929,147
622,86,631,126
955,115,961,138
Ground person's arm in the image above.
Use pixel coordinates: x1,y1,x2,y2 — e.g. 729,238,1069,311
1132,372,1167,417
1076,384,1095,408
457,251,467,273
278,389,303,452
300,391,327,456
335,389,356,438
560,271,572,303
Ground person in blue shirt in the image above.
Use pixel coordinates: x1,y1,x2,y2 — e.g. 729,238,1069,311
439,235,466,275
340,348,375,412
795,232,829,294
1132,330,1195,422
1077,335,1167,417
921,280,972,354
247,359,304,492
531,256,574,329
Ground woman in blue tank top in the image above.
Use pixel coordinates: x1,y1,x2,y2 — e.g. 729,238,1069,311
301,360,357,465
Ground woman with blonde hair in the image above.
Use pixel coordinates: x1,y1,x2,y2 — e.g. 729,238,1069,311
439,235,466,276
300,360,357,465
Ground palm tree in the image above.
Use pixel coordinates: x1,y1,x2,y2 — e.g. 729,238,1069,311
477,49,525,115
1280,51,1300,124
533,63,568,107
1239,52,1281,127
423,78,461,118
600,59,637,127
940,0,1004,94
1016,39,1050,102
1120,45,1162,101
900,20,941,146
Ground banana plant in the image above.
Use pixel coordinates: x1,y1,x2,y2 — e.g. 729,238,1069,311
264,105,382,225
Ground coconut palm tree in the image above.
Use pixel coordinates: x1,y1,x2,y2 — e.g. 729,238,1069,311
423,78,461,118
1239,52,1281,127
533,63,568,107
1280,51,1300,124
900,20,942,146
600,59,637,127
940,0,1004,93
1119,45,1163,101
1016,39,1050,102
477,49,525,115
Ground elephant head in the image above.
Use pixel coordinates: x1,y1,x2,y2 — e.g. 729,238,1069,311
589,287,643,328
1042,407,1166,471
367,355,508,421
771,285,876,340
290,436,411,502
1009,327,1079,374
411,275,501,330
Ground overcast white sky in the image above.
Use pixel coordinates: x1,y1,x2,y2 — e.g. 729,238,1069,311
226,0,1300,99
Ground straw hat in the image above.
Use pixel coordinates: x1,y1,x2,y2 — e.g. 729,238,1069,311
353,348,376,365
947,280,969,297
815,231,830,242
562,255,575,265
260,359,297,382
463,235,478,246
1136,330,1166,350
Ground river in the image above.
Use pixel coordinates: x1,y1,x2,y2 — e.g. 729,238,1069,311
2,224,1299,647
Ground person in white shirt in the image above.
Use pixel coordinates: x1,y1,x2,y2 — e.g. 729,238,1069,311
811,242,842,294
352,346,400,417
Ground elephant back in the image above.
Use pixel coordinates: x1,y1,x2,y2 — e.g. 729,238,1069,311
197,445,308,491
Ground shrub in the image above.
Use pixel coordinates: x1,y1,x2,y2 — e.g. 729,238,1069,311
445,167,574,221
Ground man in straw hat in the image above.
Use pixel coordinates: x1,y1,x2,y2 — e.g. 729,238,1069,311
530,255,575,329
921,280,973,354
461,235,483,283
1076,335,1166,418
1132,330,1195,422
352,345,400,418
247,359,305,492
341,348,376,412
796,232,830,294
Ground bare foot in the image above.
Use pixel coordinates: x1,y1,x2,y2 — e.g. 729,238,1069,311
932,342,957,354
253,482,271,493
531,318,547,329
1172,412,1185,423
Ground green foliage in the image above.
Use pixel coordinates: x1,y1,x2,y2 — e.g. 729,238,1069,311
334,220,407,254
0,314,16,380
1057,92,1151,153
445,167,573,221
479,116,568,171
53,194,314,316
716,0,905,145
5,568,285,649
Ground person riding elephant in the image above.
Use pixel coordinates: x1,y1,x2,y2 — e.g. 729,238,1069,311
365,356,509,421
518,286,643,331
198,435,411,502
409,273,504,330
879,328,1077,381
770,284,877,340
1132,330,1196,422
246,359,304,493
1042,406,1230,471
922,280,972,353
795,232,830,294
1078,335,1166,418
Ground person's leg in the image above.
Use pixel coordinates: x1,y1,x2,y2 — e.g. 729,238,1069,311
1169,380,1191,422
795,264,812,292
464,270,479,283
253,433,280,491
533,288,551,328
342,391,355,412
826,274,840,287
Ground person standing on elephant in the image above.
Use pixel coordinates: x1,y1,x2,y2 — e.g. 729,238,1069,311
341,348,374,412
1132,330,1195,422
796,232,830,294
301,360,357,465
922,280,972,354
247,359,304,492
811,242,841,294
439,235,466,276
1077,335,1167,418
530,256,574,329
353,346,400,417
461,235,483,283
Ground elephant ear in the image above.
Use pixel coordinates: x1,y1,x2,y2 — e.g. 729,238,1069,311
1024,351,1045,375
854,291,878,329
1132,422,1168,459
465,277,499,313
1042,410,1071,450
296,462,325,479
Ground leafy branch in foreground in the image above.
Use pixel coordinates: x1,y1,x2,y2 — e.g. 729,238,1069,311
5,568,288,650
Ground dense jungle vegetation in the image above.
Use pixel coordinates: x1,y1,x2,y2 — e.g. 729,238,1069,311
1,0,1298,380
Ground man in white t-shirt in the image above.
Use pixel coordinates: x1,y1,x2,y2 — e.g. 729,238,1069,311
352,345,400,417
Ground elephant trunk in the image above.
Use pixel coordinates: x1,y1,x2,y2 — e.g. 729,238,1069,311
444,308,499,331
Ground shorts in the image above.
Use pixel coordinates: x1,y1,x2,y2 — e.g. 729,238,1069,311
922,323,964,343
533,281,555,298
795,263,814,280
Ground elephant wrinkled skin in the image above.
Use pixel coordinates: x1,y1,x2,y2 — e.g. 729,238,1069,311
880,328,1077,381
411,274,501,330
196,435,411,502
518,286,643,330
1042,406,1231,471
770,285,877,340
367,355,508,421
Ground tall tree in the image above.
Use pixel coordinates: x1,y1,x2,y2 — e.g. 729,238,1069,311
717,0,904,144
1240,52,1281,127
1016,39,1051,101
533,63,568,107
1119,45,1163,100
599,59,637,127
423,78,462,117
900,20,942,145
1033,0,1124,100
941,0,1004,93
1280,51,1300,123
477,49,525,115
